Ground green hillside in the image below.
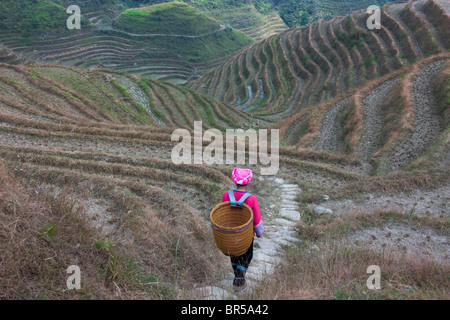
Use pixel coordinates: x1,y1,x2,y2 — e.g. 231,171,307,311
50,0,288,41
112,2,254,63
114,2,221,35
276,0,397,27
112,0,398,28
0,1,253,84
145,27,253,63
0,0,68,35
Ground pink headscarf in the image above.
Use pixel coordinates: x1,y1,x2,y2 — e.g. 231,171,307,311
232,168,253,186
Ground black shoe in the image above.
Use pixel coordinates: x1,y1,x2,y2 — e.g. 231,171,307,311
233,281,247,293
233,275,246,292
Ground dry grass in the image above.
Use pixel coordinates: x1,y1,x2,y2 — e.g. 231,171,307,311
0,123,176,149
432,63,450,126
296,163,448,205
401,2,441,56
0,158,226,299
344,92,364,151
254,210,450,300
0,112,173,142
423,0,450,49
0,158,143,299
373,53,450,159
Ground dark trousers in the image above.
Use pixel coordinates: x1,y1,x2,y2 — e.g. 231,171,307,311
230,239,254,287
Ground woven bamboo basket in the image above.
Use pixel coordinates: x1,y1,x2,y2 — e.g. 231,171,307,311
210,201,254,257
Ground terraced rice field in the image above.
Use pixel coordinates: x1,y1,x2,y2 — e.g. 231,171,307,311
0,0,448,300
190,0,448,119
190,1,449,175
0,2,288,85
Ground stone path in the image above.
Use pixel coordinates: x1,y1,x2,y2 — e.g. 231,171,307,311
189,177,302,300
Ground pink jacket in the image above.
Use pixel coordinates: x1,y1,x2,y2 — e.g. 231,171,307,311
222,190,264,238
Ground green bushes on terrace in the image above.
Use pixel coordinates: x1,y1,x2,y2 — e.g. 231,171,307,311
114,2,222,36
0,0,86,36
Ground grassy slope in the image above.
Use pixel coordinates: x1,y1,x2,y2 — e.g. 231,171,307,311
0,158,147,299
0,59,448,299
277,0,398,27
0,1,253,83
151,27,253,63
112,2,253,63
114,2,221,35
256,210,449,300
0,0,73,35
0,62,235,298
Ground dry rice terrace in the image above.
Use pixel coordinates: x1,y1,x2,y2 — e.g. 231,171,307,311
190,0,450,171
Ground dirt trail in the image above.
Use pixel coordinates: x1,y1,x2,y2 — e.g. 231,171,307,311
189,177,301,300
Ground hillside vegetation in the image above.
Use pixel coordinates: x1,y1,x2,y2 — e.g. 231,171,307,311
102,0,399,28
0,0,68,35
112,3,254,65
276,0,397,27
0,61,255,298
0,1,253,84
114,2,222,35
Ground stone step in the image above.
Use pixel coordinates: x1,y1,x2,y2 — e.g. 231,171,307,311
251,261,275,274
281,198,297,204
272,218,297,227
253,251,281,265
265,230,298,238
282,235,301,243
283,187,298,192
246,269,265,282
281,184,299,189
281,194,297,201
279,209,301,221
246,263,274,281
254,247,279,257
272,238,294,246
280,209,298,214
254,238,282,252
282,190,299,196
280,205,298,210
266,225,293,233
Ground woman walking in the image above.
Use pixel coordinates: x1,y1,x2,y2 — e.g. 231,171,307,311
222,168,264,292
